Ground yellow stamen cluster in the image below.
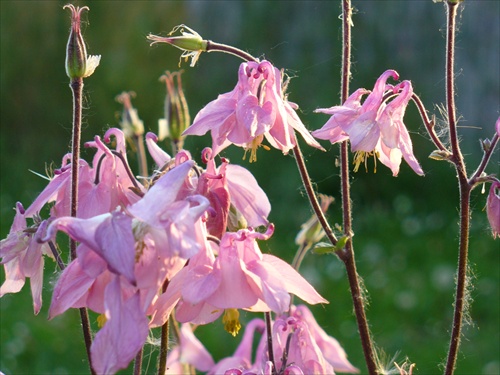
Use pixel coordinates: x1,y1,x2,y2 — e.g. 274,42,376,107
353,150,379,173
222,308,242,337
243,135,270,163
97,314,107,328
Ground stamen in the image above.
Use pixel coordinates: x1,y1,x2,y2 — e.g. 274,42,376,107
353,150,378,173
222,309,242,337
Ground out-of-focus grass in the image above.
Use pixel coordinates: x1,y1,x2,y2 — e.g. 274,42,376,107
1,1,498,374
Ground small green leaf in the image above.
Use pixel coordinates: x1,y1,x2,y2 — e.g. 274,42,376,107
313,242,336,254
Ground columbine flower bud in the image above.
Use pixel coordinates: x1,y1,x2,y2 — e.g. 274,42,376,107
158,71,190,152
116,91,144,138
295,194,334,247
147,25,207,67
487,181,500,238
64,4,100,79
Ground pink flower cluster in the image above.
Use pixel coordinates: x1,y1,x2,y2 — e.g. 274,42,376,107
0,124,341,374
3,56,496,374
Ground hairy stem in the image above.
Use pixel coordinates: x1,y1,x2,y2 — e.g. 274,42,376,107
48,240,65,271
444,2,472,374
69,77,96,375
264,311,276,375
337,1,377,373
469,133,499,185
134,348,143,375
158,279,170,375
69,77,83,262
411,93,447,152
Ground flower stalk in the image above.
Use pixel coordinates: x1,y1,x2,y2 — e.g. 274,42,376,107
443,2,472,374
336,1,377,373
64,5,100,374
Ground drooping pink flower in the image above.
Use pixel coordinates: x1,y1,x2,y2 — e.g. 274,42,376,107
289,305,358,373
0,203,52,314
194,148,271,237
209,318,266,375
313,70,423,176
152,225,327,328
24,128,143,220
183,60,323,161
487,181,500,238
271,306,358,375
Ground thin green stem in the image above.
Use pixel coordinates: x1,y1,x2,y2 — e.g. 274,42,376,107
69,77,96,375
337,1,377,373
444,2,472,374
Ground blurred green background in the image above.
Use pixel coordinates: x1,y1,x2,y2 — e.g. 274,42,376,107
1,1,498,374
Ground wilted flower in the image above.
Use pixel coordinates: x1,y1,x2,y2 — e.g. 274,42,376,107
116,91,144,139
148,25,207,67
158,71,190,152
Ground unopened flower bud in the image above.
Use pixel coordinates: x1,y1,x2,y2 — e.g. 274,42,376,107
147,25,207,67
481,138,492,152
158,71,190,152
429,149,452,161
64,4,100,80
295,194,334,247
487,181,500,238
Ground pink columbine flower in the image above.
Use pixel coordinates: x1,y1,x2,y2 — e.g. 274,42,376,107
24,128,143,220
150,225,327,328
196,148,271,237
0,203,52,314
183,60,323,161
487,181,500,238
209,318,266,374
289,305,358,373
313,70,423,176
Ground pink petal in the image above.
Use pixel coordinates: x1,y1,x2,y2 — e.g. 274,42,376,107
49,260,95,319
262,254,328,305
178,324,215,371
226,164,271,227
91,278,148,375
